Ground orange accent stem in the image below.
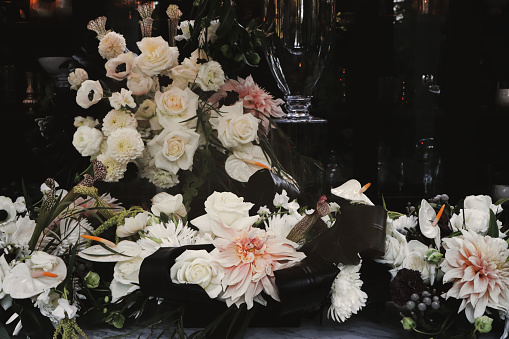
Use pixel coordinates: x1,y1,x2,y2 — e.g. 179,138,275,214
81,234,116,247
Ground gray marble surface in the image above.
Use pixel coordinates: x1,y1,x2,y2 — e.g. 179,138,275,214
82,315,502,339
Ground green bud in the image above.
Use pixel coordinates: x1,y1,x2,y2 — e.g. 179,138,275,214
104,296,110,303
234,53,244,63
106,312,125,329
401,317,416,331
424,249,443,264
84,271,100,289
247,52,261,65
474,315,493,333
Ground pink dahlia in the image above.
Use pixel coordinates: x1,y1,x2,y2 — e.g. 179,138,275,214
209,75,285,133
212,222,305,309
441,230,509,322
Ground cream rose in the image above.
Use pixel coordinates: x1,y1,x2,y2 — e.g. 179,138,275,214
151,192,187,218
170,250,224,298
127,71,154,96
72,125,103,157
449,195,502,236
155,87,199,129
76,80,103,109
215,102,259,148
113,256,143,284
68,68,88,90
136,36,179,76
147,126,201,174
191,191,258,234
195,60,225,92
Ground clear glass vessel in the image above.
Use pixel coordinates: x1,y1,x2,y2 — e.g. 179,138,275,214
263,0,335,121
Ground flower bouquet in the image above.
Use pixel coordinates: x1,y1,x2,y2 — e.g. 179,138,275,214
0,171,387,338
379,194,509,338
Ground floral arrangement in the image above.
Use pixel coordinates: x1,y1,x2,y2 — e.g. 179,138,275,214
0,172,390,339
379,193,509,338
69,3,286,206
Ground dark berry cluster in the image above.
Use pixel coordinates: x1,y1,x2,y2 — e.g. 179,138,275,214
405,289,441,312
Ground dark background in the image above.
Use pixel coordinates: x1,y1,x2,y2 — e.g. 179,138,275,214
1,0,509,209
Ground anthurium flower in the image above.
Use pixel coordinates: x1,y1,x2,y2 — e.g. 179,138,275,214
331,179,373,205
3,253,67,299
418,199,442,249
78,238,141,262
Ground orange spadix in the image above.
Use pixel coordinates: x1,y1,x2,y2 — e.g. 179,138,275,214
31,271,58,278
81,234,116,247
242,159,271,171
432,204,446,227
359,182,371,194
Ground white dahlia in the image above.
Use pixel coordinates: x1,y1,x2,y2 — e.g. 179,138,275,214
96,153,127,182
106,128,144,164
328,263,367,323
441,230,509,323
102,109,138,136
98,31,126,60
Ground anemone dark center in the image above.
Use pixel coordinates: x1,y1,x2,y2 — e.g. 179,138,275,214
115,63,127,73
0,209,8,222
88,90,95,101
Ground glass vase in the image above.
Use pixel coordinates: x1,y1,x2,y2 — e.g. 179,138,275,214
263,0,335,121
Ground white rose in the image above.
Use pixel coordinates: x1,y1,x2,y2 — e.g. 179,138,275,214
376,218,408,269
0,196,17,227
30,251,58,271
450,195,498,235
191,191,258,234
400,240,437,284
68,68,88,90
214,102,259,148
106,52,135,81
147,126,201,174
170,250,224,298
76,80,103,109
109,88,136,110
151,192,187,218
136,36,179,76
169,56,201,89
116,212,149,238
195,60,225,92
113,256,143,284
155,87,199,129
127,71,154,96
74,116,99,128
72,125,103,157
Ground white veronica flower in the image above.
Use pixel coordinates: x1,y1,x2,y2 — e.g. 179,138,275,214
68,68,88,90
74,116,99,128
106,128,144,164
105,52,135,81
273,190,290,209
96,153,127,182
147,126,201,174
109,88,136,110
102,109,138,136
76,80,103,109
328,263,367,323
195,60,225,92
72,125,103,157
98,31,126,60
224,144,270,182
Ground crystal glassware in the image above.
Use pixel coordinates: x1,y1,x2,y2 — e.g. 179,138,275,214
263,0,335,121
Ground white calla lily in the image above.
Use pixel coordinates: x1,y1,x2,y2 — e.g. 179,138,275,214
331,179,373,205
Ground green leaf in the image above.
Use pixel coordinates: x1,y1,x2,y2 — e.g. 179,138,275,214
494,197,509,206
487,209,499,238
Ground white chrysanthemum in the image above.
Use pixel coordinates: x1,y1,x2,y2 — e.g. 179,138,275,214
109,88,136,111
97,153,127,182
68,68,88,90
328,263,367,323
74,116,99,128
102,109,138,137
106,128,144,164
143,220,197,247
195,61,225,92
264,213,301,239
392,215,418,235
98,31,126,60
140,166,180,189
72,125,103,157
